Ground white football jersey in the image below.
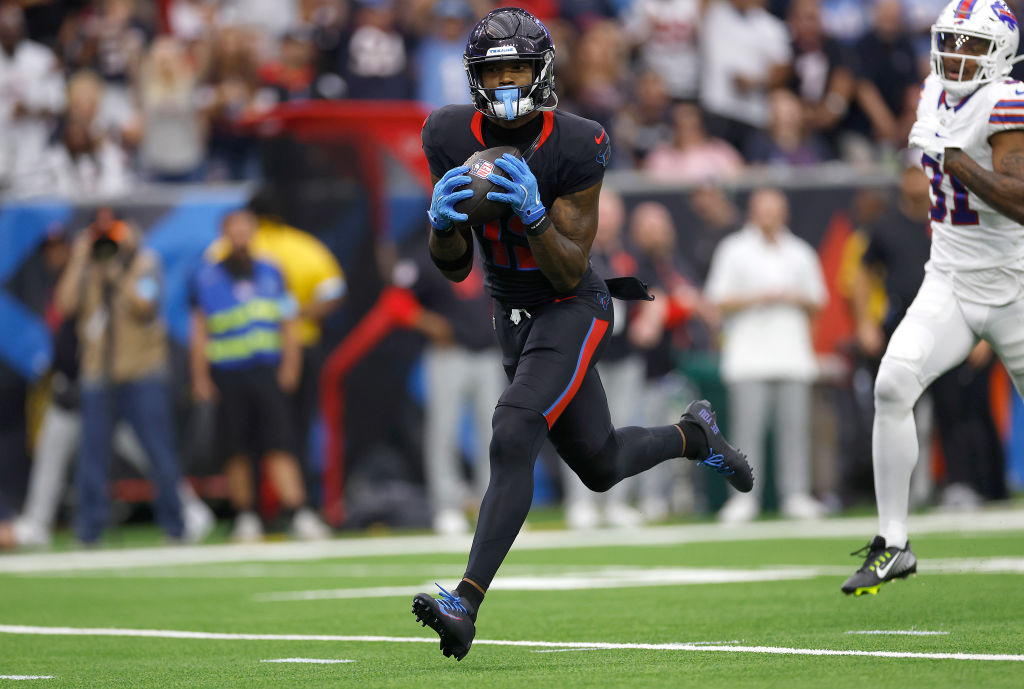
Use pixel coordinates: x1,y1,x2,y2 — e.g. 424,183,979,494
917,74,1024,303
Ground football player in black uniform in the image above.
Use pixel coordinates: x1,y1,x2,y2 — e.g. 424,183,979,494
411,7,753,661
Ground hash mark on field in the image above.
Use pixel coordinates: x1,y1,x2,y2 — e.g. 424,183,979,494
260,658,355,664
2,625,1023,663
0,676,53,680
847,630,949,636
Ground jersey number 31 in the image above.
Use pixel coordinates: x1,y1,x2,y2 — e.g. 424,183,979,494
922,154,979,226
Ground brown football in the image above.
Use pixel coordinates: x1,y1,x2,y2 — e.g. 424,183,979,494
453,145,522,227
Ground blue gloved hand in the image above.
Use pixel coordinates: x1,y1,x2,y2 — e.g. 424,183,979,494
428,165,473,232
487,154,546,224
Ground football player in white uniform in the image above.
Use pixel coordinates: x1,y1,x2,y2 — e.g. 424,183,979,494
843,0,1024,596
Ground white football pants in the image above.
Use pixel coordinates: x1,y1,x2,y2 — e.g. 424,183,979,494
873,268,1024,547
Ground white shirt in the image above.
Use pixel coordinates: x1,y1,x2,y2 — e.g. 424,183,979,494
699,1,792,127
916,74,1024,305
704,225,826,383
623,0,702,100
22,139,133,199
0,40,65,186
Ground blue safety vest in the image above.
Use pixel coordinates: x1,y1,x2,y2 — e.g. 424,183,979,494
190,258,296,370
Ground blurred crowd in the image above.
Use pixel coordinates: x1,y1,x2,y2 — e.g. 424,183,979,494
1,0,1019,547
3,169,1013,547
0,0,1009,196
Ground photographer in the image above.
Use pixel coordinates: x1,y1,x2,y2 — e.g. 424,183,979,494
54,207,184,545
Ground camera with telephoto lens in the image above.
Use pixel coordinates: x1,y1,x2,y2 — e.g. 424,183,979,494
89,208,129,260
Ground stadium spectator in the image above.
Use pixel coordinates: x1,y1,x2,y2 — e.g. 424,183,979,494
138,36,206,181
564,19,626,130
415,0,474,111
622,0,705,103
216,0,302,58
699,0,793,151
786,0,857,157
199,24,268,180
902,0,949,65
745,88,830,166
562,189,648,529
301,0,351,91
628,201,713,519
846,164,932,510
54,208,185,545
611,69,674,169
66,69,141,153
0,1,65,191
62,0,150,119
259,29,317,103
848,0,921,158
397,244,503,535
557,0,620,27
818,0,873,44
930,342,1009,510
704,188,827,523
190,209,331,542
28,111,133,198
323,0,415,100
167,0,215,44
687,185,742,283
18,0,78,51
643,103,745,183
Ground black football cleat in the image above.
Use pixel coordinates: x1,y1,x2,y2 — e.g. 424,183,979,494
841,536,917,596
681,399,754,493
412,584,476,661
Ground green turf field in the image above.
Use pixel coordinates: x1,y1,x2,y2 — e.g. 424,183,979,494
1,511,1023,688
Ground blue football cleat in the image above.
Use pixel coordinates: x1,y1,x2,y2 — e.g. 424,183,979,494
681,399,754,493
412,584,476,660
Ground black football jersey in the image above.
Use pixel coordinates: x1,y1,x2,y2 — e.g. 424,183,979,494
422,105,611,307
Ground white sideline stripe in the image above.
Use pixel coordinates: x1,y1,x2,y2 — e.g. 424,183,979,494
2,509,1023,574
1,625,1022,663
253,558,1024,602
254,567,837,601
0,676,53,680
847,631,949,636
260,658,355,664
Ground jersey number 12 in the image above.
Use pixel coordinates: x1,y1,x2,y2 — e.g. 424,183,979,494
922,154,979,226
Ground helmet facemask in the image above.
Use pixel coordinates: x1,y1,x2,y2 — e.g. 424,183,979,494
931,28,1000,97
464,52,556,121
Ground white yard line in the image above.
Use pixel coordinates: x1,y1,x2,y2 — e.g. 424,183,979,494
2,509,1023,574
0,625,1022,663
847,631,949,636
260,658,355,664
0,676,53,680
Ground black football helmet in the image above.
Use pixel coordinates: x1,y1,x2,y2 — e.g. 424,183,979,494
463,7,556,121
